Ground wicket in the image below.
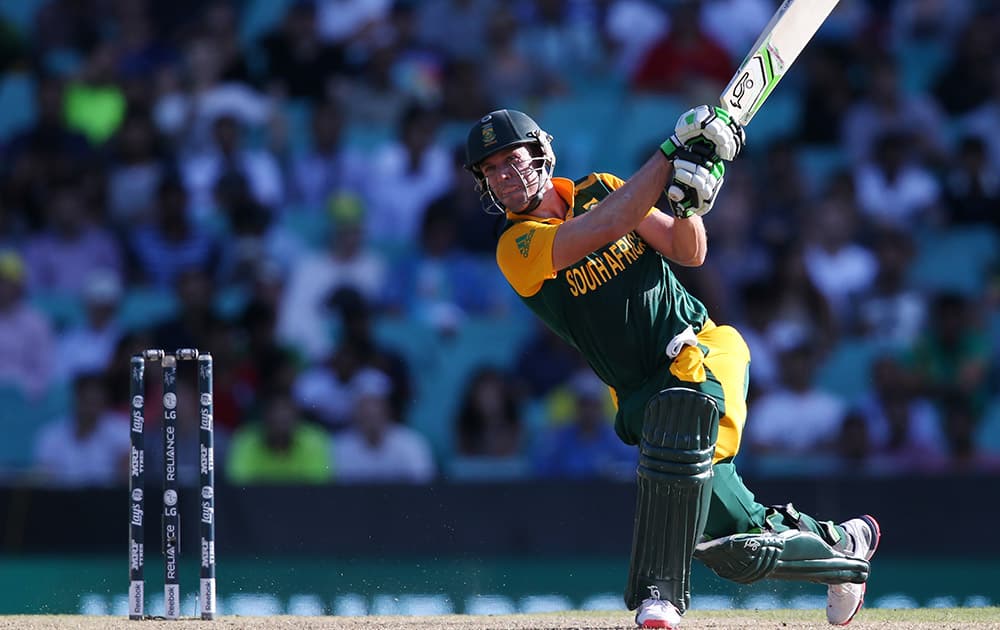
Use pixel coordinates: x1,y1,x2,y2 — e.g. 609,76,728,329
129,348,216,620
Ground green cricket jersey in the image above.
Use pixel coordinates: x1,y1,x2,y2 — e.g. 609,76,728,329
496,173,710,398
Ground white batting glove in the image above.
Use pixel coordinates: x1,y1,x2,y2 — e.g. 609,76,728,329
673,105,745,161
667,153,725,218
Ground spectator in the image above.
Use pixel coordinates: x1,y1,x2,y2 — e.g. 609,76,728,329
363,104,452,248
230,301,301,415
23,183,123,297
332,42,409,129
126,175,223,288
213,172,278,287
383,1,446,107
855,228,926,347
416,0,493,60
836,411,871,469
707,168,771,297
514,0,605,83
423,145,500,256
276,196,387,360
3,76,93,231
734,281,781,398
257,1,346,102
798,42,856,145
293,339,362,430
315,0,392,47
54,270,124,383
630,0,733,97
152,34,272,155
533,370,635,479
942,135,1000,229
961,62,1000,172
181,114,284,216
333,368,435,483
200,0,254,84
332,286,412,420
931,15,994,116
3,74,91,165
801,196,878,322
889,0,973,50
853,129,942,230
63,42,127,144
0,251,55,398
941,394,1000,471
513,320,586,400
112,0,180,80
32,371,130,487
289,99,368,209
853,356,949,469
226,391,333,484
293,287,411,425
454,366,523,458
906,291,992,419
840,55,948,165
482,6,551,106
439,57,495,124
106,110,170,226
745,339,847,456
602,0,668,76
153,267,223,352
384,202,497,325
700,0,773,63
765,245,838,354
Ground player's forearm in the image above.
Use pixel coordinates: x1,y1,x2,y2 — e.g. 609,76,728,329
637,211,707,266
551,154,673,270
591,153,673,237
666,215,707,266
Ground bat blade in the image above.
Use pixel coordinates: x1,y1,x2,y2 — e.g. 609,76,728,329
720,0,840,126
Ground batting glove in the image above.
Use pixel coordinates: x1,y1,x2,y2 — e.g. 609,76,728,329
673,105,745,161
666,149,725,219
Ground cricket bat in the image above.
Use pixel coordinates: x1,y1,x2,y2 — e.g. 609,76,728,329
720,0,841,126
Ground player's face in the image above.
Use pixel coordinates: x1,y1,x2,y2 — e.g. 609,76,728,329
479,145,541,212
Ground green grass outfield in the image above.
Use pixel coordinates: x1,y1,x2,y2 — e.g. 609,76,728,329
0,609,998,629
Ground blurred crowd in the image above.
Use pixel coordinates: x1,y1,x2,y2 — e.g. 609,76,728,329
1,0,1000,488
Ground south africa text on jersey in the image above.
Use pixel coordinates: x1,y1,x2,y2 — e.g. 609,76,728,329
565,232,647,296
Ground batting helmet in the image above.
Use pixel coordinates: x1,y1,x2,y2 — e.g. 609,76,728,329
465,109,556,214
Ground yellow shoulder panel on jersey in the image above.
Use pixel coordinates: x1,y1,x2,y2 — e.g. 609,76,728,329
593,172,626,190
496,219,560,297
587,173,657,217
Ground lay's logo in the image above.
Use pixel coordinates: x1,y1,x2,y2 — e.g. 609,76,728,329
482,123,497,146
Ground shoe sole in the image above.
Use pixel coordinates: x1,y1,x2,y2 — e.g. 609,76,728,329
639,622,676,629
835,514,882,626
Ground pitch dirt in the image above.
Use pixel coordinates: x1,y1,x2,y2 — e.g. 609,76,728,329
1,610,1000,629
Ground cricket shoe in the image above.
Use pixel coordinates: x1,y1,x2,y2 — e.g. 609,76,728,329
635,597,681,629
826,514,881,625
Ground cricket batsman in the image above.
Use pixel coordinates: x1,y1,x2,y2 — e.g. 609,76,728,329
464,107,880,629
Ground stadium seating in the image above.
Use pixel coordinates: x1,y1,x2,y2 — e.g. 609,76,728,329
536,91,626,177
0,381,70,477
814,337,880,406
977,397,1000,455
0,72,36,143
600,93,685,176
908,225,998,296
238,0,295,46
117,286,179,333
375,314,531,461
